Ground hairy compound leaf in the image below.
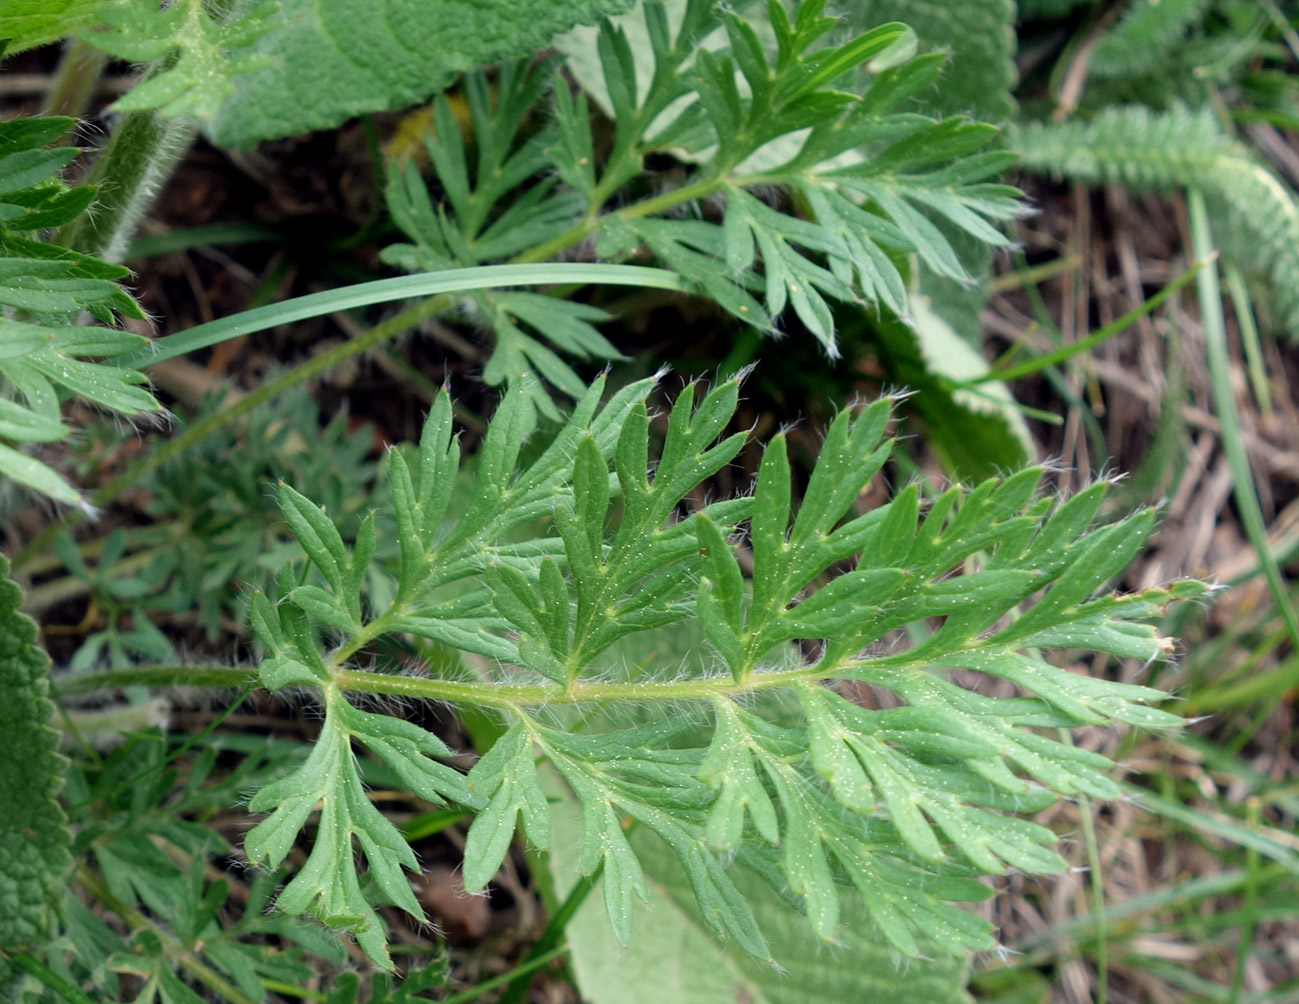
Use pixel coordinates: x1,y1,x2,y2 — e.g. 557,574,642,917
251,377,1200,965
380,3,1022,388
207,0,637,148
381,62,613,415
0,554,72,949
0,116,158,504
245,689,474,968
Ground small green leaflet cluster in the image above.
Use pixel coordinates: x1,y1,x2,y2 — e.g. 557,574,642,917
0,554,72,950
0,116,159,505
83,0,278,119
27,724,361,1002
247,373,1203,967
52,389,383,659
384,0,1021,413
381,59,621,422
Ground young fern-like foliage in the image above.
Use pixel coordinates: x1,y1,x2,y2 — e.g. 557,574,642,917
1090,0,1213,80
383,1,1022,413
247,373,1202,968
1014,104,1299,337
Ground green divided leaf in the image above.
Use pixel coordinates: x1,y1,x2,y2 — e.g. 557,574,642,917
382,3,1022,382
0,553,72,949
244,689,478,968
206,0,637,148
380,61,616,417
248,374,1199,966
462,722,551,892
836,0,1029,479
0,115,158,504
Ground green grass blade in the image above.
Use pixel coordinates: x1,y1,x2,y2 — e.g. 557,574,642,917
1224,263,1272,416
973,258,1206,384
1187,188,1299,654
117,264,689,370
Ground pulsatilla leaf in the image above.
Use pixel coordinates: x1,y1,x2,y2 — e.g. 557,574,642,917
245,370,1203,967
245,689,478,968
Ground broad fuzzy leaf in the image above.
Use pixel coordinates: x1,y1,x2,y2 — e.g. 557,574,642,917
206,0,637,147
0,554,72,948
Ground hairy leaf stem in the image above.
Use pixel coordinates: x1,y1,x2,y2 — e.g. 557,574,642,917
512,176,724,264
50,658,849,706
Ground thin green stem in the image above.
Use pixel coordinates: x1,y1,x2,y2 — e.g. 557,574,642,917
972,258,1207,385
259,979,326,1002
498,864,605,1004
1224,264,1272,416
1,952,99,1004
1077,789,1108,1004
512,178,722,264
441,944,571,1004
333,663,830,707
1187,188,1299,653
986,254,1081,295
53,656,847,705
53,665,256,698
1227,798,1263,1004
